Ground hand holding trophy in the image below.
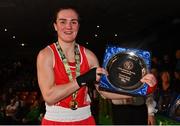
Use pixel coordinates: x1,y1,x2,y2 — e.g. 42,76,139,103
99,45,156,96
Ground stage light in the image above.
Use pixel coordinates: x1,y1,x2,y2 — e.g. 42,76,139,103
21,43,25,47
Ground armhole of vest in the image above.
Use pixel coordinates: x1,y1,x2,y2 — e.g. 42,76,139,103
47,46,55,68
78,45,83,65
82,46,90,69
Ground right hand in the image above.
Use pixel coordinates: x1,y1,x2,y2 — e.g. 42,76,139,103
76,67,108,87
95,67,108,82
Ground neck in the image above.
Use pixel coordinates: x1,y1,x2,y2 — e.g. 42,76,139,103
58,41,75,54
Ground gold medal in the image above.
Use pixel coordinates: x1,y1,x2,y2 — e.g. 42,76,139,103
69,100,78,110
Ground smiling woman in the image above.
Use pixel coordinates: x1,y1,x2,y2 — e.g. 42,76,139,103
36,5,102,125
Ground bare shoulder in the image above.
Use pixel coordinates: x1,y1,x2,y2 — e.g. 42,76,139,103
37,46,54,65
84,48,99,68
84,48,96,58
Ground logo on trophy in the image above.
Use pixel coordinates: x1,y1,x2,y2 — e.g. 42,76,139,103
99,45,151,96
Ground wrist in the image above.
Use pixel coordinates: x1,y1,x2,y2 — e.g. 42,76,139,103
76,67,97,87
74,79,81,88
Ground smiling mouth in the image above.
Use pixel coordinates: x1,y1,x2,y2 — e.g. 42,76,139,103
64,31,73,35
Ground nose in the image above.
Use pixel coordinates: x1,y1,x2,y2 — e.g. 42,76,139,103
65,21,72,29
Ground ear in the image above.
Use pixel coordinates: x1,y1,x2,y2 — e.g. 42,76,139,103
53,23,57,31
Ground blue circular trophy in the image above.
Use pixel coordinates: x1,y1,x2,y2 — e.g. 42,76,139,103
99,45,151,96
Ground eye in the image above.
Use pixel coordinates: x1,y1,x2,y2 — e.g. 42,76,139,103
71,21,78,25
59,20,66,24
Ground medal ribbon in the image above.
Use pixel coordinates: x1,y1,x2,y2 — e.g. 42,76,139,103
55,42,80,109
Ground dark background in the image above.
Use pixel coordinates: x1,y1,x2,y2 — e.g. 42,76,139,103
0,0,180,62
0,1,180,124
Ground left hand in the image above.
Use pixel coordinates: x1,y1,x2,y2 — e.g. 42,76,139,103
140,73,157,87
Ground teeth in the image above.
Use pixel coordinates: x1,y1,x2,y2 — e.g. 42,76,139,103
65,31,72,34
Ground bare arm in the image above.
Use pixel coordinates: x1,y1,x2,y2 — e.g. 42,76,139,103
36,47,80,105
95,85,133,99
85,48,99,69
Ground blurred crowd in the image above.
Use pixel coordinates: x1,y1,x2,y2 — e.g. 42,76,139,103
0,59,45,124
151,49,180,121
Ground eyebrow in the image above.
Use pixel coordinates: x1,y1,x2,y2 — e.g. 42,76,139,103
57,18,79,21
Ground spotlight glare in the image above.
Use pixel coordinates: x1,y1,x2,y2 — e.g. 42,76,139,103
21,43,25,46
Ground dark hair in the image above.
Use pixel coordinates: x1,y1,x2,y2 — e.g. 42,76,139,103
52,4,81,24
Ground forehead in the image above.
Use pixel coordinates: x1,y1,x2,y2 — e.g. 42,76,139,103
57,9,78,19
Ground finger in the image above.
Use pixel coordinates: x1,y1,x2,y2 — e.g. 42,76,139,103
141,78,156,87
96,68,108,76
141,74,157,86
96,76,101,82
146,74,157,86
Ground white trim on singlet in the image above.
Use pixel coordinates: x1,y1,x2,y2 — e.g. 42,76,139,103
44,103,91,122
78,44,83,66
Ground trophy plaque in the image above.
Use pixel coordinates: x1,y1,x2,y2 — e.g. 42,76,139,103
99,45,151,96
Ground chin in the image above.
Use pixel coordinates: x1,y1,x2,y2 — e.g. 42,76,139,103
61,37,75,43
65,38,76,43
66,40,76,43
